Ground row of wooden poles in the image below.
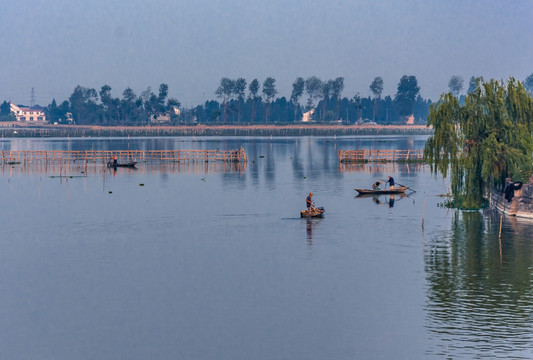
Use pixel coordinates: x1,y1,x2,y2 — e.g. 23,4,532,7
0,147,247,165
338,149,424,163
0,162,246,176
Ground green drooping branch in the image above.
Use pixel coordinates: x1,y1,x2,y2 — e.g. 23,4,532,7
424,78,533,209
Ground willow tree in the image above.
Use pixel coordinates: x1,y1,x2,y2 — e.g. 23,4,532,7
424,77,533,209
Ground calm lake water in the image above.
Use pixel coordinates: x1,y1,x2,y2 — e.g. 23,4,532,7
1,135,533,360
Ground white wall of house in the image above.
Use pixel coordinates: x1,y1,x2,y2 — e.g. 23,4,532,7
9,102,47,123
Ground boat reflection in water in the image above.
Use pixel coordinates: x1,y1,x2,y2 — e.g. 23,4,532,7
355,192,409,208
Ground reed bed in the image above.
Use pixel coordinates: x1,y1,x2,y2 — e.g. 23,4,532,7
0,124,432,137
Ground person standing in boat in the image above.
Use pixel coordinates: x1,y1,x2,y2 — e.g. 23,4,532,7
306,192,315,211
372,181,381,190
386,176,395,189
112,155,118,166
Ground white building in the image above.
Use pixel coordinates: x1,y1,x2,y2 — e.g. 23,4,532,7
150,112,171,124
9,102,47,123
302,109,314,122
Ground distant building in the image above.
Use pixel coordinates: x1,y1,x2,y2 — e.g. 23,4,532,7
9,102,47,123
171,106,180,116
150,112,171,124
150,107,180,124
302,109,314,122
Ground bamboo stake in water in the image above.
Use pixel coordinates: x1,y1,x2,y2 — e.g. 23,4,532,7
499,214,503,239
422,193,428,230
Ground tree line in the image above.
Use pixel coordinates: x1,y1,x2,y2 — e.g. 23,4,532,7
2,73,533,125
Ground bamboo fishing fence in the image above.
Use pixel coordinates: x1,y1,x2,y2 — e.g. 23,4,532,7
0,161,246,176
338,149,424,163
338,162,425,174
0,147,247,165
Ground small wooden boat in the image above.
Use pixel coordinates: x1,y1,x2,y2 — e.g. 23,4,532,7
300,207,325,218
354,186,409,195
107,161,137,168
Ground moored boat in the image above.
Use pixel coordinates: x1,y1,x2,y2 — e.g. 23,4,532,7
300,207,325,218
107,161,137,168
354,186,409,195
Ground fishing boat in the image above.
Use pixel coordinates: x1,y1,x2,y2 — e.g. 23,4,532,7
107,161,137,168
300,207,325,218
354,186,409,195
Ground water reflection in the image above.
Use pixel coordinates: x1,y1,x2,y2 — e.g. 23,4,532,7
1,161,246,176
4,135,533,360
424,211,533,359
355,193,410,208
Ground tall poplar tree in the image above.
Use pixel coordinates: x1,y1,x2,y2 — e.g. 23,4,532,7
369,77,384,122
448,75,464,97
394,75,420,121
234,78,247,123
290,77,304,122
248,79,260,123
262,77,277,123
215,78,235,122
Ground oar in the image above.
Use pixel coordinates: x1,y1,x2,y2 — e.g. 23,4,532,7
396,182,416,192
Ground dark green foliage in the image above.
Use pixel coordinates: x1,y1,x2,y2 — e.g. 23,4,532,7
370,77,384,122
0,101,16,121
524,73,533,94
3,76,435,125
69,85,99,124
425,77,533,209
262,77,277,122
448,75,464,97
304,76,323,110
394,75,420,118
290,77,305,122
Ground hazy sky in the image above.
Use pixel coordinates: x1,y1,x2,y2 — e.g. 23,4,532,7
2,0,532,107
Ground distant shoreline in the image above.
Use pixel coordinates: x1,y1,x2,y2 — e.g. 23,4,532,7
0,123,432,137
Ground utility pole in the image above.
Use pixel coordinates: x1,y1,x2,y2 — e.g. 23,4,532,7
31,87,35,108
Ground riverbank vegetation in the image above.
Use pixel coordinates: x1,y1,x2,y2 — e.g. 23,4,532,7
424,77,533,209
1,75,430,126
0,124,432,138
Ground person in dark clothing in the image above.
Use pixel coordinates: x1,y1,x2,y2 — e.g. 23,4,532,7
386,176,395,189
306,192,315,211
389,195,395,208
504,181,523,202
372,181,381,190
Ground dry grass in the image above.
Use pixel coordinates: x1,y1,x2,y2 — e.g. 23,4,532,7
1,123,432,137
